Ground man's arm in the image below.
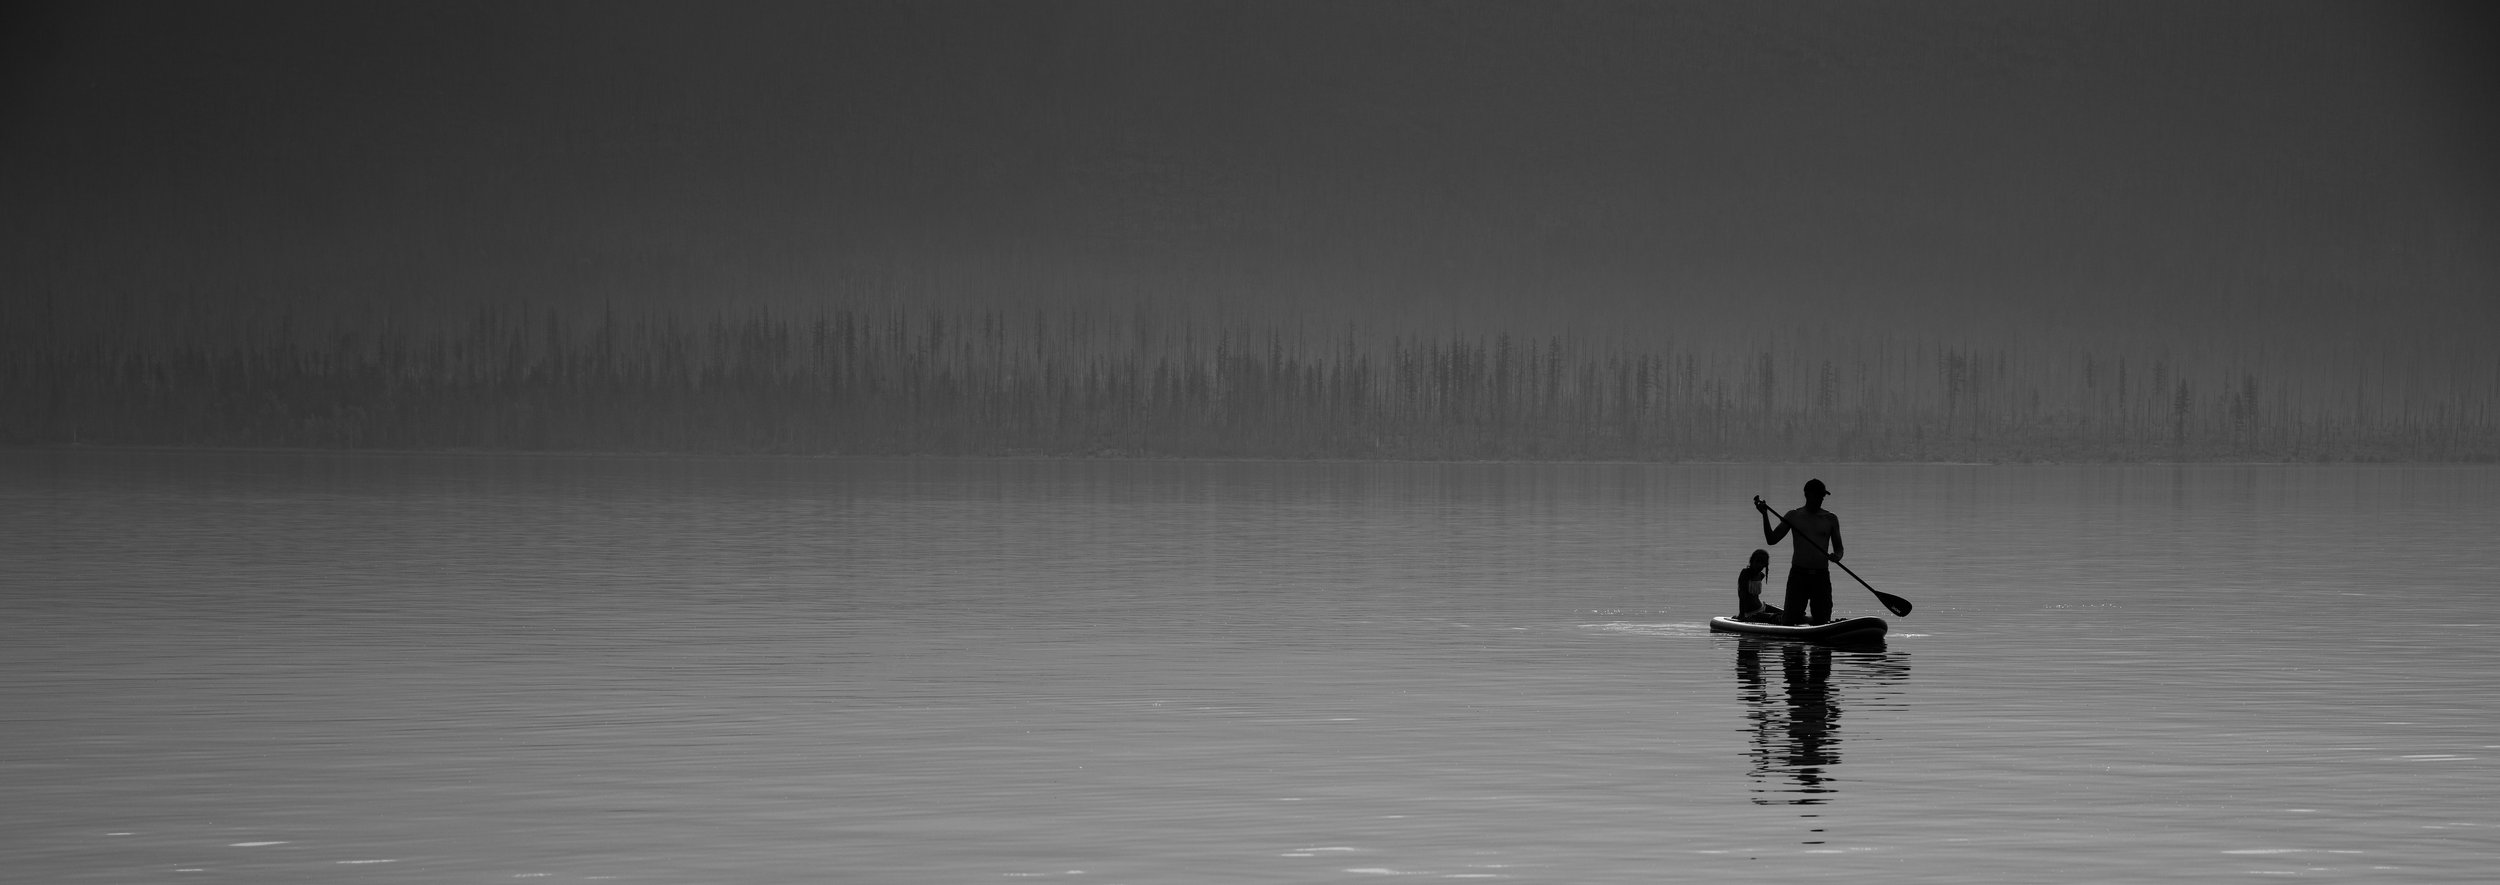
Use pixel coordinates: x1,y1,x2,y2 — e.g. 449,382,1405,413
1755,497,1789,545
1827,515,1843,563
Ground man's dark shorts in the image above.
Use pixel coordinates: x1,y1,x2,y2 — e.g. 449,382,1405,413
1783,568,1834,625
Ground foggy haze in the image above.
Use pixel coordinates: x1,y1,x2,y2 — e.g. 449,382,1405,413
7,2,2494,330
1,1,2493,459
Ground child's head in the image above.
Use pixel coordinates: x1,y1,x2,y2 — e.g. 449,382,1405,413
1748,548,1770,570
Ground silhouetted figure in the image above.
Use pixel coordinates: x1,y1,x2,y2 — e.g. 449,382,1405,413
1755,478,1843,626
1736,548,1783,622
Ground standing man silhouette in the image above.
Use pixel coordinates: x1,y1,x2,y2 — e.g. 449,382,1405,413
1755,478,1843,626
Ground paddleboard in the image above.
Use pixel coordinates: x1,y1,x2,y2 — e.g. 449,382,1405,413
1709,615,1888,641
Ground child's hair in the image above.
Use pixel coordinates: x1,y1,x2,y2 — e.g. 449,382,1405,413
1747,548,1770,571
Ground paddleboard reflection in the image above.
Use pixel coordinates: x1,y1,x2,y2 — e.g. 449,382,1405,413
1732,636,1912,807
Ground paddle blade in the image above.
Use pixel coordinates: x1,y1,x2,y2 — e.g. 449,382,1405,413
1875,590,1913,617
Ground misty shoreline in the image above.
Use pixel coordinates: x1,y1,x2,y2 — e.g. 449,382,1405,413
9,303,2492,464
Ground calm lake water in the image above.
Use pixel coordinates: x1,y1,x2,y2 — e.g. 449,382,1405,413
4,450,2496,883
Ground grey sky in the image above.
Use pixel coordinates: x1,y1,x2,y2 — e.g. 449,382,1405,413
3,0,2492,341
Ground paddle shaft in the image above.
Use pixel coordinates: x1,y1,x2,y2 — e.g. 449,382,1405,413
1757,499,1913,617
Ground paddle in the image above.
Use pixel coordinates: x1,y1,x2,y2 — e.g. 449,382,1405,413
1753,496,1913,618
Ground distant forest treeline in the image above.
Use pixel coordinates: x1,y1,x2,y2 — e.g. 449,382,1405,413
6,301,2494,462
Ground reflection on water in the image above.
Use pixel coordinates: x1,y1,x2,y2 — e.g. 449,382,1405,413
7,452,2498,882
1733,637,1912,812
